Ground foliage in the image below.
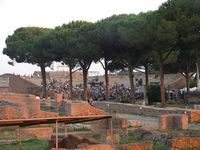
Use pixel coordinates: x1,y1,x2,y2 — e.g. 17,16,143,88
147,85,161,104
153,141,168,150
3,27,58,98
190,79,197,88
120,133,136,144
3,27,55,67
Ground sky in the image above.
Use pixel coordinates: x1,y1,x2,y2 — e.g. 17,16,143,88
0,0,167,76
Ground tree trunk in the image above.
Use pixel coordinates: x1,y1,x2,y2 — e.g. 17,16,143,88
144,64,149,105
82,66,88,101
40,65,47,98
104,59,109,101
128,65,135,103
185,72,190,92
160,62,166,107
69,65,73,100
196,50,200,91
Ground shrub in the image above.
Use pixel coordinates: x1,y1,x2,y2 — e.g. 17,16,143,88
147,85,161,104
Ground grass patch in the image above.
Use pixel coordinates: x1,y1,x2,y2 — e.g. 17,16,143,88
0,139,48,150
153,141,168,150
120,134,136,144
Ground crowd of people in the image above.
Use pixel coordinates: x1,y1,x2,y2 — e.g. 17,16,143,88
45,78,143,102
90,83,143,102
47,79,70,94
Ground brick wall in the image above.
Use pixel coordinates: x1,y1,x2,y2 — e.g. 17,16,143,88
63,102,105,116
0,92,58,119
0,92,40,113
0,106,17,119
171,137,200,149
160,114,188,130
71,141,153,150
190,110,200,122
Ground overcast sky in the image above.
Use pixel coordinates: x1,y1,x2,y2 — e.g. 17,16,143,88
0,0,167,76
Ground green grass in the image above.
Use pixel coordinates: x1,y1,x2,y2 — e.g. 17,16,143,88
120,134,136,144
0,139,48,150
153,141,168,150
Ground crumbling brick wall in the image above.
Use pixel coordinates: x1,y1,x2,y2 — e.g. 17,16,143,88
170,137,200,150
0,92,58,119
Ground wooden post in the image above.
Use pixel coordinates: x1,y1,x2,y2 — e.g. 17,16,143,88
56,120,58,149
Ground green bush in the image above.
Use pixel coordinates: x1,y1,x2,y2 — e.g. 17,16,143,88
147,85,168,105
147,85,161,104
190,80,197,88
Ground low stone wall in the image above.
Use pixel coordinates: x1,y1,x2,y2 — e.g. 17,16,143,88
94,102,200,122
62,102,105,116
22,127,53,140
170,137,200,149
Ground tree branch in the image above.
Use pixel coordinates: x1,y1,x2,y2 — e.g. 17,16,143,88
99,60,105,69
162,49,173,61
72,67,82,74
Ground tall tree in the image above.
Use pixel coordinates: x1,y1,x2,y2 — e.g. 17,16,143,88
150,11,178,107
54,25,79,100
93,17,123,101
3,27,57,98
160,0,200,90
118,14,152,103
62,21,98,101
